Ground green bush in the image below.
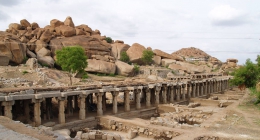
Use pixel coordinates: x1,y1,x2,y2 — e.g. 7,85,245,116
120,51,130,63
141,50,154,65
22,56,28,63
133,64,140,74
82,72,88,79
249,87,260,104
105,37,112,43
22,70,28,75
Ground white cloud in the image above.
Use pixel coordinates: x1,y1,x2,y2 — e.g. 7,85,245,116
209,5,247,26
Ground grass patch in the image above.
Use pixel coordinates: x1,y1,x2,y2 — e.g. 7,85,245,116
22,70,28,75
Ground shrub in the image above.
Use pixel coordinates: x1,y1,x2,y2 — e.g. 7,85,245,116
82,72,88,79
105,37,112,43
141,50,154,65
133,64,140,74
120,51,130,63
22,56,28,63
22,70,28,75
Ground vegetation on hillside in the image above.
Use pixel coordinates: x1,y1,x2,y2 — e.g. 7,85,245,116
141,50,154,65
56,46,88,85
120,51,130,63
105,37,112,43
230,55,260,104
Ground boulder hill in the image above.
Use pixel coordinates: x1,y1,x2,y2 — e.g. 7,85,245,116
0,16,238,76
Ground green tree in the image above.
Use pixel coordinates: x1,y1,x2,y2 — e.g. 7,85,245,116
230,58,259,88
120,51,130,63
141,50,154,65
105,37,112,43
56,46,88,85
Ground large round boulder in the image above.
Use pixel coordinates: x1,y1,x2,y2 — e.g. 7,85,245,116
126,43,146,64
115,60,134,76
0,31,26,64
85,59,116,74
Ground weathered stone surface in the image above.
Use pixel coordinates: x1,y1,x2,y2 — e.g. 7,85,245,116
35,40,47,53
227,58,238,63
20,19,31,28
115,40,124,44
0,55,9,66
40,29,52,42
177,61,204,73
9,23,22,30
152,55,161,65
49,36,111,58
56,25,76,37
153,49,173,59
115,60,134,76
146,75,163,82
127,130,137,139
36,47,51,56
126,43,146,64
54,129,71,140
50,19,64,28
227,62,237,68
161,59,176,67
85,59,116,74
92,29,101,35
37,55,55,68
81,133,89,139
31,22,40,30
0,31,26,64
64,16,75,27
76,24,92,33
111,43,130,60
26,49,36,58
44,25,55,33
256,82,260,92
92,55,109,62
75,28,86,36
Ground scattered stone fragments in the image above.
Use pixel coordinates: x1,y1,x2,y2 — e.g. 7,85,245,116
188,102,201,108
210,96,218,100
79,129,121,140
194,135,220,140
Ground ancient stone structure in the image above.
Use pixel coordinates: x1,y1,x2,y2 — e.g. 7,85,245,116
0,76,230,127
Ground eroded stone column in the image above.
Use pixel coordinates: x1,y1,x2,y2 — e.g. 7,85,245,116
33,99,42,126
124,91,130,112
145,88,151,107
102,93,106,112
79,94,86,120
136,89,141,109
182,84,186,100
200,83,204,96
162,85,167,104
192,83,196,98
96,92,104,116
176,85,181,101
187,84,191,99
58,97,66,124
2,101,14,119
155,86,161,105
112,91,119,114
170,86,174,103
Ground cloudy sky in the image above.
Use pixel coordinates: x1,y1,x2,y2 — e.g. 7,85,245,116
0,0,260,64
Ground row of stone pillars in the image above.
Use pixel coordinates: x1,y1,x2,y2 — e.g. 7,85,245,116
0,79,230,126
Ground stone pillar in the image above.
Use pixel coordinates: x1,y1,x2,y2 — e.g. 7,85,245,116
79,94,86,120
112,91,119,114
155,86,161,105
33,99,42,127
182,84,186,100
136,89,141,110
2,101,14,119
162,85,167,104
187,84,191,99
58,98,66,124
145,88,151,107
102,93,106,112
204,81,207,95
192,83,196,98
200,83,204,96
124,91,130,112
176,85,181,101
96,92,104,116
170,86,174,103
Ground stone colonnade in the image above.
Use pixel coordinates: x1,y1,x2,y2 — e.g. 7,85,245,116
0,78,230,126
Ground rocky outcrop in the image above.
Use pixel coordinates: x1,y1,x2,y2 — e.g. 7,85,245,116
153,49,172,59
146,75,163,82
161,59,176,67
115,60,134,76
0,31,26,64
0,56,9,66
37,55,55,68
126,43,146,64
64,16,75,28
49,36,111,59
111,42,130,60
152,55,161,65
85,59,116,74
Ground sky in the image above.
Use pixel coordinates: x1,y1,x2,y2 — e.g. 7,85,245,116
0,0,260,65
